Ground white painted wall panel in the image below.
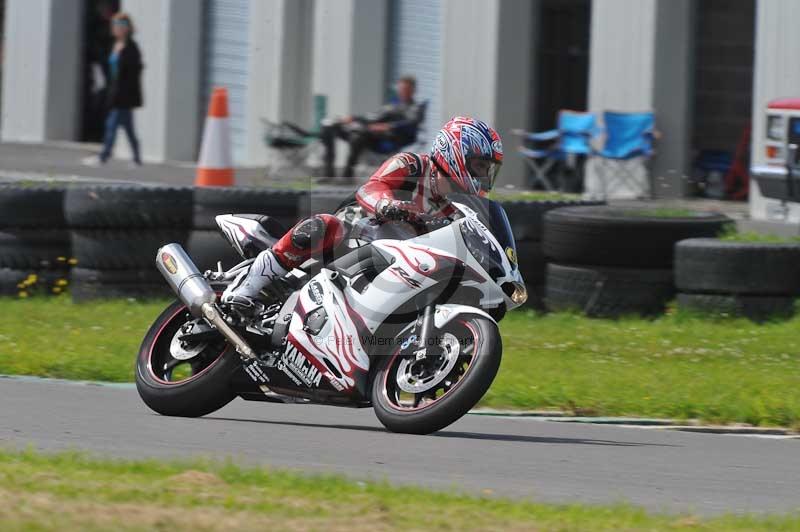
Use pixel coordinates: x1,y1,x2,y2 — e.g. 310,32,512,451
441,0,534,187
750,0,800,220
388,0,444,133
1,0,82,143
588,0,694,198
246,0,314,165
123,0,202,162
202,0,250,163
752,0,800,168
588,0,657,112
312,0,388,120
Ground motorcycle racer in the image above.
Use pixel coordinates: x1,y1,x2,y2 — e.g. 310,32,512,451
222,117,504,313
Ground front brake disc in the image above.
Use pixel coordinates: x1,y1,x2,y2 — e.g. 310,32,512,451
396,333,460,394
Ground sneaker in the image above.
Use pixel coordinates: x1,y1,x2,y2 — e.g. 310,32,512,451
82,156,105,167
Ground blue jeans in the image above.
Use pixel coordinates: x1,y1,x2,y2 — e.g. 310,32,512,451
100,108,141,164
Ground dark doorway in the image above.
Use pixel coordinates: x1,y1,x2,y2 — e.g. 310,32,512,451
533,0,591,131
692,0,755,153
81,0,120,142
690,0,755,199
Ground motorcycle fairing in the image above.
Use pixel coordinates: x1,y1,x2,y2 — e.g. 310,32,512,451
265,199,525,399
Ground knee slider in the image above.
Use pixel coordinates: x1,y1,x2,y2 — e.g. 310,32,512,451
290,216,326,250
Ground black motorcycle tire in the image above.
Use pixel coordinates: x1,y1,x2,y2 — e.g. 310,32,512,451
371,315,501,435
136,301,239,418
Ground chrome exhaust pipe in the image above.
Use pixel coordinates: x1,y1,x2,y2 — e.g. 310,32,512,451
156,244,217,317
155,244,259,364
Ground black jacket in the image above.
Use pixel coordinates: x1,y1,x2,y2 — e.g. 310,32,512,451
107,39,143,109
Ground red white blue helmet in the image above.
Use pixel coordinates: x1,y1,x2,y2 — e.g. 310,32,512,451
430,117,504,196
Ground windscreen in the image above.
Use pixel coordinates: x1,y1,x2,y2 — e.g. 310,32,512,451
449,194,518,271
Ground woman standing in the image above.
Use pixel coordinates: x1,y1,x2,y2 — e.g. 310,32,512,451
85,12,144,167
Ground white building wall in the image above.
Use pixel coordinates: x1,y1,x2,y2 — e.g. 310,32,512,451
588,0,656,111
312,0,388,120
246,0,314,165
751,0,800,169
310,0,388,172
123,0,202,162
440,0,535,188
588,0,694,198
1,0,83,143
750,0,800,222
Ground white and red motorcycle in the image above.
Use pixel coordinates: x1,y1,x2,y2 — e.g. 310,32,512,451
136,195,527,434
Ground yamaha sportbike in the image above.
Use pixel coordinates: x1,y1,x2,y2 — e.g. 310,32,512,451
136,195,527,434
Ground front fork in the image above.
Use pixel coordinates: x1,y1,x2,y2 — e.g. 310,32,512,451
413,305,436,360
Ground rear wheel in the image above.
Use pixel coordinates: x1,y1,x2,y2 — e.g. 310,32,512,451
371,316,501,435
135,301,239,417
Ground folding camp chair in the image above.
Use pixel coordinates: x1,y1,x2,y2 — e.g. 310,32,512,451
593,111,656,199
512,110,597,191
262,95,327,177
262,120,319,176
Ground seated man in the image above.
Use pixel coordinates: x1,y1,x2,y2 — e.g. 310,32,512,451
320,75,426,183
222,117,504,314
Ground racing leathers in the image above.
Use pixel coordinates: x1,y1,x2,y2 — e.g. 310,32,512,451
222,152,453,308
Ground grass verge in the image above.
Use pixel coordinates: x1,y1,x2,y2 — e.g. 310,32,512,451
721,229,800,244
0,298,799,428
489,189,583,202
1,449,798,531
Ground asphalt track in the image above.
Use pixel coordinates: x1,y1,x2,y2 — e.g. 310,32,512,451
1,377,798,516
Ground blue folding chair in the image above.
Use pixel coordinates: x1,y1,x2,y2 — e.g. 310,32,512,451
513,111,597,191
593,111,656,199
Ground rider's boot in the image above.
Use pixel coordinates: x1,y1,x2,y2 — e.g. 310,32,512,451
221,249,289,317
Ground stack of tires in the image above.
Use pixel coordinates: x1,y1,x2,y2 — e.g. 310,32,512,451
0,184,71,297
190,187,302,271
502,198,603,309
676,239,800,322
543,206,731,318
65,185,193,301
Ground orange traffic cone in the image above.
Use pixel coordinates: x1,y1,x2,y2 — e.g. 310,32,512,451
195,87,235,187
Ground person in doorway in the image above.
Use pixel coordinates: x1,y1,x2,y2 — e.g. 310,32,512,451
84,12,144,167
319,75,426,184
82,0,118,142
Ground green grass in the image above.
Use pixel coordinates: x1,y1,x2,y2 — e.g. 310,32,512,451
485,311,800,428
489,190,583,202
1,298,799,428
0,297,158,382
0,450,798,531
720,228,800,244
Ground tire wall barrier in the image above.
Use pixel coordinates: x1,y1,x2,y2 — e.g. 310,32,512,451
0,184,70,297
543,206,733,318
12,184,788,323
502,199,605,310
675,239,800,321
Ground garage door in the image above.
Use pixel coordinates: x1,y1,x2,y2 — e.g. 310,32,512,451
202,0,250,163
388,0,443,140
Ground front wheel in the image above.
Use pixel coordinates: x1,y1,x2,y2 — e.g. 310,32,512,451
371,315,501,434
135,301,240,417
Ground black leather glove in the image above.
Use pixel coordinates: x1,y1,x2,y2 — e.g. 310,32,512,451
415,213,453,232
375,199,423,223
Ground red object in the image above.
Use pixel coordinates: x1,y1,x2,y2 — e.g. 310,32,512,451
768,98,800,110
356,152,456,218
726,125,751,201
195,87,234,187
430,117,503,195
207,87,230,118
272,214,345,269
271,151,459,269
